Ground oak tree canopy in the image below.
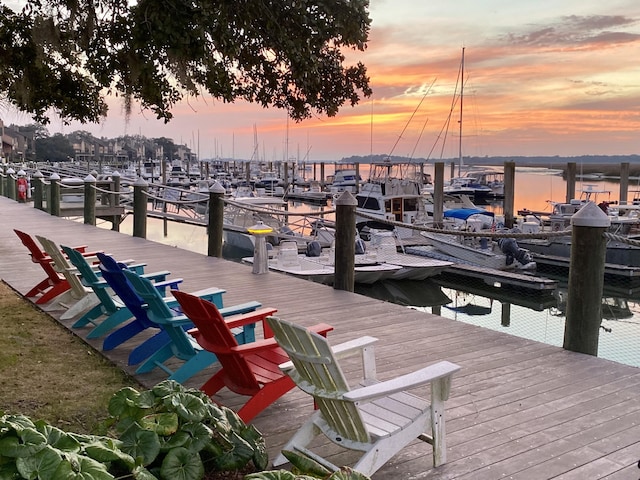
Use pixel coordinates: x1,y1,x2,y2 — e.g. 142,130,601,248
0,0,372,125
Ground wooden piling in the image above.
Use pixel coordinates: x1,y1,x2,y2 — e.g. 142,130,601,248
565,162,576,203
207,182,226,258
133,177,148,239
83,174,97,226
563,202,609,355
111,172,121,231
49,173,60,217
503,161,515,228
333,191,357,292
619,162,629,204
6,168,15,200
433,162,445,228
32,171,43,210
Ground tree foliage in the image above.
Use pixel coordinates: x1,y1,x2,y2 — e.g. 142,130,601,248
0,0,372,125
35,133,75,162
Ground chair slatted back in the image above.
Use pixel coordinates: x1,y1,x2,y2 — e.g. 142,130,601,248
266,316,370,443
123,270,195,356
14,229,61,282
36,235,87,298
62,245,118,312
97,252,152,327
171,290,261,394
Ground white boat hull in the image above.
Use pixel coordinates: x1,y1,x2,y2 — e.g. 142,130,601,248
242,254,401,285
421,232,532,271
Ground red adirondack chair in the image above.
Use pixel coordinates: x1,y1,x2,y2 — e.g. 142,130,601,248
171,290,333,422
13,229,96,304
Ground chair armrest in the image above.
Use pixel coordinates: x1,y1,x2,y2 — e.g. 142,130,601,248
224,307,278,330
343,361,461,403
229,321,330,355
141,270,173,282
280,335,378,377
218,301,261,316
189,287,226,306
332,336,378,359
156,313,193,327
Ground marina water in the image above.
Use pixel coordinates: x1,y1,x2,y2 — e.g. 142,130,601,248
106,166,640,369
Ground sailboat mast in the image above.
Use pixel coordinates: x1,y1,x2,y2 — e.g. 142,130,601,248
458,47,465,177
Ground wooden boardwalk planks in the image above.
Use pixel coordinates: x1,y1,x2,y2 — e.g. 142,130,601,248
0,196,639,479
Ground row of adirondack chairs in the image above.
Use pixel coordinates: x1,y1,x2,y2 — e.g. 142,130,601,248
14,228,460,477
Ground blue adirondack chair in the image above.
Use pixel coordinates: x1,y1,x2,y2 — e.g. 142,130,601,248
62,245,166,339
97,252,231,366
96,252,196,353
123,269,275,383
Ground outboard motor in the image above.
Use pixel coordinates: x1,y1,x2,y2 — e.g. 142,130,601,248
498,237,534,267
305,240,322,257
355,237,366,255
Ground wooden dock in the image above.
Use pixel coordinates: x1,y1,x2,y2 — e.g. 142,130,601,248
1,196,639,479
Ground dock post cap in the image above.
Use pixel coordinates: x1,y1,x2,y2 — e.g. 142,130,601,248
571,201,611,228
134,177,148,187
49,172,60,180
83,174,97,182
32,170,43,178
111,170,121,177
334,190,357,206
6,167,15,175
208,180,226,194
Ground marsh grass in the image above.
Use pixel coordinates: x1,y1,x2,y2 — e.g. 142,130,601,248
0,281,139,433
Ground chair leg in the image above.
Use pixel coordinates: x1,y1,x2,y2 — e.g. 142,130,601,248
128,330,170,365
272,413,321,467
135,344,175,375
102,321,148,351
25,278,52,298
35,281,70,304
60,293,101,320
72,304,107,328
168,350,218,384
86,308,133,338
200,371,227,397
236,376,295,423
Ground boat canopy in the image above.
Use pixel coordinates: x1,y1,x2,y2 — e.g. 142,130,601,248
443,208,494,220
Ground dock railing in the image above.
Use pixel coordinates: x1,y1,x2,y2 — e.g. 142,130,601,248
4,163,639,359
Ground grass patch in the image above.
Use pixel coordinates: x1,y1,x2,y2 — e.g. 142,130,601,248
0,281,140,433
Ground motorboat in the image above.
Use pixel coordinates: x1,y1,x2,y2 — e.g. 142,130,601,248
420,208,536,271
166,162,190,187
253,171,284,191
515,187,640,266
355,161,432,240
285,181,330,205
326,166,361,194
223,188,307,254
366,230,454,280
242,240,402,285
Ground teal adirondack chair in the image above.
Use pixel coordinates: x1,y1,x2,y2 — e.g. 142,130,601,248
266,316,461,477
123,269,275,383
61,245,172,339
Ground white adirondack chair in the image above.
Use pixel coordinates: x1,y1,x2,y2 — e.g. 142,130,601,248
266,316,461,477
36,235,101,320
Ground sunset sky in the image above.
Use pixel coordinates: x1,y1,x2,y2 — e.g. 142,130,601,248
4,0,640,161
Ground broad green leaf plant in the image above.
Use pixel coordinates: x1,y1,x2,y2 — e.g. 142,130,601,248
0,380,267,480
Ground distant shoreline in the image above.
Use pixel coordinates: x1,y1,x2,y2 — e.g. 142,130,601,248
341,154,640,177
